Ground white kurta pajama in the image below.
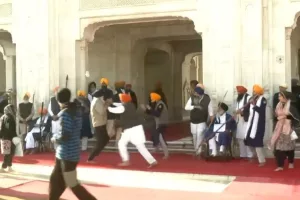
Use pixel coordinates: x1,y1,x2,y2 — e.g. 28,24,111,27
236,94,253,158
25,116,49,149
108,103,156,165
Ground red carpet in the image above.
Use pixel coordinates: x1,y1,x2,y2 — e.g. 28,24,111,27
1,152,300,179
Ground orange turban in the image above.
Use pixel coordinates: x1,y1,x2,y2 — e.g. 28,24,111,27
253,84,264,95
24,92,30,99
115,81,122,88
150,93,161,102
77,90,86,97
119,93,131,103
120,81,126,87
236,86,247,93
100,78,109,85
53,86,59,92
38,108,48,115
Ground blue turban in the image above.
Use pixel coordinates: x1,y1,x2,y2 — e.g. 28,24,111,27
194,87,204,95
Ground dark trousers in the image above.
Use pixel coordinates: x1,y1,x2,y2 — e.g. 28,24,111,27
275,150,295,167
49,158,97,200
2,143,15,169
153,124,167,147
88,125,110,161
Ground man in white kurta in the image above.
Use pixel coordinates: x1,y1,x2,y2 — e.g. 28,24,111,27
235,85,253,159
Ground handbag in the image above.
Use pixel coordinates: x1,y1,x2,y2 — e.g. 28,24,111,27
0,139,11,155
291,130,298,140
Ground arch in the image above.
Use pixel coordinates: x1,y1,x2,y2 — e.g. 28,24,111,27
146,42,172,56
83,16,194,42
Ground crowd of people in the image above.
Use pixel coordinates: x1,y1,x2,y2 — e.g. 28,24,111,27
0,78,300,199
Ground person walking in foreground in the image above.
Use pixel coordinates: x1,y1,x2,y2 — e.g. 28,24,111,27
49,88,96,200
244,84,267,167
0,104,17,173
271,91,300,171
108,93,157,168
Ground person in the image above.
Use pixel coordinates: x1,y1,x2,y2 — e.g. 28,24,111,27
107,81,124,143
18,92,34,138
244,84,267,167
87,89,113,162
125,84,138,109
273,83,288,110
185,86,214,155
77,90,93,151
0,93,8,116
48,86,61,143
142,92,169,159
24,108,51,154
235,85,253,159
0,104,17,173
49,88,97,200
87,82,97,103
108,93,157,168
270,91,300,171
205,103,236,156
149,81,168,109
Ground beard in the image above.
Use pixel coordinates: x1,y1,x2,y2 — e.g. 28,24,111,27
237,94,244,102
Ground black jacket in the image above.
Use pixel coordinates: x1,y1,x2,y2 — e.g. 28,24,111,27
0,114,17,140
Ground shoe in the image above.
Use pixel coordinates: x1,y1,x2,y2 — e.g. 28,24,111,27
274,167,283,172
289,163,294,169
148,161,158,168
118,161,130,167
7,167,14,173
0,168,6,173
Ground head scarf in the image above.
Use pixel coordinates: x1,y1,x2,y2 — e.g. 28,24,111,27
280,91,292,100
125,84,132,89
150,93,161,102
253,84,264,95
279,83,288,89
194,87,204,95
120,81,126,88
236,86,247,94
100,78,109,86
77,90,86,97
155,81,162,90
4,104,16,118
119,93,131,103
196,83,205,90
218,102,229,112
115,81,123,89
38,108,48,115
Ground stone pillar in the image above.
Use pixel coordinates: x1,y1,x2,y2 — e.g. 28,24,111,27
5,55,16,92
77,40,88,91
285,28,292,89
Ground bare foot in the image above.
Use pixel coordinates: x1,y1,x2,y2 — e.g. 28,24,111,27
87,160,97,164
118,161,130,167
148,161,158,168
162,155,169,160
258,162,266,167
274,167,283,172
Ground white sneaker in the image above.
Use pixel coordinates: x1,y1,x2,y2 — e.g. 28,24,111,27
7,167,14,172
289,163,294,169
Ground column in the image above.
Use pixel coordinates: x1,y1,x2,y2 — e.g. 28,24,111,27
285,28,292,89
77,40,88,91
5,55,16,91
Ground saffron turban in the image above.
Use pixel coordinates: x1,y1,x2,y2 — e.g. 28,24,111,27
38,107,48,115
24,92,30,98
115,81,123,88
53,86,59,92
77,90,86,97
150,93,161,102
194,87,204,95
120,81,126,87
119,93,132,103
236,86,247,93
253,84,264,95
100,78,109,85
196,83,205,90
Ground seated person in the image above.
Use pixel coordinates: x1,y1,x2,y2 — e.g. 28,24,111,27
25,108,51,154
204,102,237,157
